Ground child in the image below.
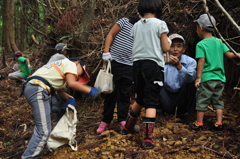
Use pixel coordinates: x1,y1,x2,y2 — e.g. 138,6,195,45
121,0,170,149
21,57,98,159
47,43,71,63
8,51,32,82
97,13,140,133
190,14,240,131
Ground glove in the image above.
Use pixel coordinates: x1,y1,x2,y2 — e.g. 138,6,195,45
102,52,112,61
65,97,76,111
28,64,32,70
167,37,172,46
88,87,100,98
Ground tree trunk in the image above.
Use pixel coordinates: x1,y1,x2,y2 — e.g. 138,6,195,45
74,0,96,53
5,0,19,52
19,0,26,51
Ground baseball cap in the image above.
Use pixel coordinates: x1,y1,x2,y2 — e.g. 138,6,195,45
169,33,185,43
14,51,22,57
194,14,216,31
69,57,90,84
55,43,70,51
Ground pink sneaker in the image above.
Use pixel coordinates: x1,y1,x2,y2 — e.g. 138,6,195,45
119,121,126,128
97,122,110,133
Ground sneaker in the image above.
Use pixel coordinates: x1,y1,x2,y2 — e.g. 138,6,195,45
213,123,223,131
121,125,140,135
119,121,126,128
143,139,154,149
96,122,110,133
189,121,203,131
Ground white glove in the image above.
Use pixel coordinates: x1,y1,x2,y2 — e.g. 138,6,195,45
102,52,112,61
167,37,172,46
28,64,32,70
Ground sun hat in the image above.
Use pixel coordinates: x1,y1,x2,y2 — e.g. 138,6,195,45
169,33,185,43
55,43,70,52
194,14,216,31
14,51,22,57
69,57,90,84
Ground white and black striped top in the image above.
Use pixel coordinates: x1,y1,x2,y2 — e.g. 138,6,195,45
110,17,134,66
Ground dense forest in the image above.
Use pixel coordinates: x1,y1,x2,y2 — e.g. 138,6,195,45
0,0,240,158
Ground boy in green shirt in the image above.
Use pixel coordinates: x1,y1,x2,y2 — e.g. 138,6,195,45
8,51,32,82
190,14,240,131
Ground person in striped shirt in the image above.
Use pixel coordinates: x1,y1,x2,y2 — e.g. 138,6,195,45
97,13,140,133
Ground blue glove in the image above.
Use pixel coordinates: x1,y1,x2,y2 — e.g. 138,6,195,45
65,97,76,111
88,87,100,98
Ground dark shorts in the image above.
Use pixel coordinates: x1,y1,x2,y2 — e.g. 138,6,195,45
196,80,224,111
133,60,164,109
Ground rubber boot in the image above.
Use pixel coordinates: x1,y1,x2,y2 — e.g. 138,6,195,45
121,109,140,135
142,117,155,149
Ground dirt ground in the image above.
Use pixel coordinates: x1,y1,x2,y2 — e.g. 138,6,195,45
0,77,240,159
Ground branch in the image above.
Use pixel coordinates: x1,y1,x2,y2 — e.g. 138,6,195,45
213,0,240,35
51,0,62,15
202,0,240,58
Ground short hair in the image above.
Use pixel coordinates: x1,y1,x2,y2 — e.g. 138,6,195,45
138,0,162,19
128,12,140,25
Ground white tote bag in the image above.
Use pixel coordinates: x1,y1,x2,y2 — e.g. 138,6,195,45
94,60,114,94
47,105,78,151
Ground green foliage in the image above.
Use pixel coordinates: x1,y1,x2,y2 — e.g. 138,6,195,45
4,141,11,147
59,36,71,41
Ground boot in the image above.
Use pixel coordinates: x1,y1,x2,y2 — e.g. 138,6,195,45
143,117,155,149
121,109,140,135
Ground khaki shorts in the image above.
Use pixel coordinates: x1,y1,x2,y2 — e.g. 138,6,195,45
196,80,224,111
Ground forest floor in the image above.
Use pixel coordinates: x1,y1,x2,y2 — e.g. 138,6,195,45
0,78,240,159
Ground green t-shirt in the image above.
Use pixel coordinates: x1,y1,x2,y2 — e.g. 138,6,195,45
195,37,229,83
18,57,32,79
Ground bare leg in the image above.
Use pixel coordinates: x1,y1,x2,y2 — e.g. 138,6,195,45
196,111,205,124
215,109,223,123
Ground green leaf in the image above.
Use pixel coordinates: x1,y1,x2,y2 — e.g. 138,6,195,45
59,36,70,41
213,145,220,148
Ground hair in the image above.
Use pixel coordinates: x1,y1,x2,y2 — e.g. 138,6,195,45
197,24,214,33
129,12,140,25
138,0,162,19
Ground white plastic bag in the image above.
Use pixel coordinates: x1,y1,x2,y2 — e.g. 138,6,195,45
47,104,78,151
94,60,114,94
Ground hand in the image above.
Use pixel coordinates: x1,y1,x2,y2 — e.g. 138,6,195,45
195,78,201,88
28,64,32,70
65,97,76,111
167,37,172,46
102,52,112,61
88,87,100,98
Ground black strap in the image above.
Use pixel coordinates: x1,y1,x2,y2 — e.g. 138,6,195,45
19,76,55,97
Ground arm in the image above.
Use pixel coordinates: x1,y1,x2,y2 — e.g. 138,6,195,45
57,88,72,100
104,23,121,53
25,58,30,65
160,32,170,53
172,57,197,83
195,58,205,88
65,73,91,94
224,51,240,58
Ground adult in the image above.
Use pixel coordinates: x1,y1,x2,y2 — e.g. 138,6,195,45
158,33,197,115
47,43,71,63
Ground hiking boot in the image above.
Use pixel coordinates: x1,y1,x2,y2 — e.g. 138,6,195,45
143,139,154,149
96,122,110,133
189,121,203,131
213,123,223,131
